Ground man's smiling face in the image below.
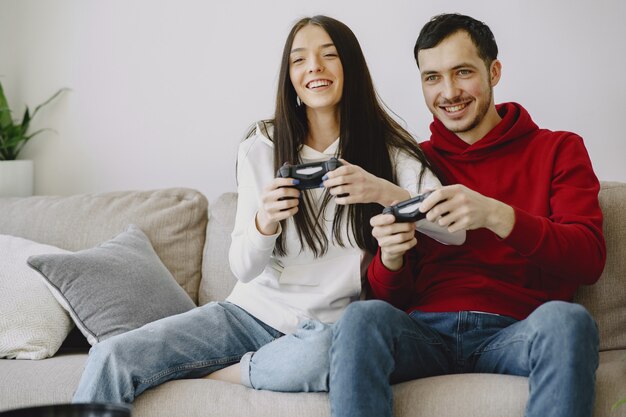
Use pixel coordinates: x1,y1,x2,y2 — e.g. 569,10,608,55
418,30,502,144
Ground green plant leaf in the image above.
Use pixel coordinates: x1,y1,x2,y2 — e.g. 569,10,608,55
613,397,626,410
8,128,52,159
0,83,14,128
0,81,68,160
614,354,626,410
31,87,70,119
19,107,31,137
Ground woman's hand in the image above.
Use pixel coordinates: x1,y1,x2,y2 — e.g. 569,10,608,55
322,159,410,206
370,212,417,271
255,178,301,235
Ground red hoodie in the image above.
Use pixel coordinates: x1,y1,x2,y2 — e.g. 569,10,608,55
368,103,606,320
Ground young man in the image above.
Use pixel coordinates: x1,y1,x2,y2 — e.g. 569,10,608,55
328,13,606,417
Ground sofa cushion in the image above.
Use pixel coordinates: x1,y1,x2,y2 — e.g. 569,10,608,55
199,192,238,305
0,188,208,303
575,181,626,351
0,235,73,359
27,225,196,346
1,351,622,417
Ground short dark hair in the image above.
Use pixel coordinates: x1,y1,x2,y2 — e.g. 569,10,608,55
414,13,498,68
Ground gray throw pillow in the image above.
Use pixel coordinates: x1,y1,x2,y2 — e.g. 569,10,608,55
27,224,196,345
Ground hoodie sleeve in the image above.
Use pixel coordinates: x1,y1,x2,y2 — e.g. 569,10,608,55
367,247,420,310
228,136,280,283
502,134,606,285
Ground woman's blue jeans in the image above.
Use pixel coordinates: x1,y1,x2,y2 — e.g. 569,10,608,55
72,302,283,404
243,299,599,417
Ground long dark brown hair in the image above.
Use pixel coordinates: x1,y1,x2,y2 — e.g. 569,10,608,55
255,15,434,257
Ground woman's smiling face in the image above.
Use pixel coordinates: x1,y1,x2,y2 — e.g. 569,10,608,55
289,24,344,113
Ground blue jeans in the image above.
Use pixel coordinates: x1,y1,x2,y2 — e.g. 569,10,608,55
330,300,599,417
243,300,599,417
72,302,283,404
241,319,333,391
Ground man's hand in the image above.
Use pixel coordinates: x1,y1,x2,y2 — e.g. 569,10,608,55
255,177,301,235
370,212,417,271
419,184,515,238
323,159,410,207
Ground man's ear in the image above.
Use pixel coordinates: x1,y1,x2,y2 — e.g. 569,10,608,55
490,59,502,87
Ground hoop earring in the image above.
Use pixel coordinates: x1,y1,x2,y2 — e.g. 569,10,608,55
296,96,302,107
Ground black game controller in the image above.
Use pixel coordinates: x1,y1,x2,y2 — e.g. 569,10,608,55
382,191,434,222
277,157,342,190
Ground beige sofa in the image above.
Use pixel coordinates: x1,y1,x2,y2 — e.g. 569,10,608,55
1,183,625,417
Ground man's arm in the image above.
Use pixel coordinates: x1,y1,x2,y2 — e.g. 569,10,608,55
367,213,419,309
418,136,606,285
420,184,515,238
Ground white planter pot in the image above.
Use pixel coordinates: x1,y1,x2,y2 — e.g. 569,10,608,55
0,160,34,197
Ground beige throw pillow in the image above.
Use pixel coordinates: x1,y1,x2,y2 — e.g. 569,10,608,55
0,235,73,360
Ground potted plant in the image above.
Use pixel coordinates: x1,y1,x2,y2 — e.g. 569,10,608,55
0,81,67,197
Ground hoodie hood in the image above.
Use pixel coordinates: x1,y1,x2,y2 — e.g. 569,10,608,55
429,102,539,160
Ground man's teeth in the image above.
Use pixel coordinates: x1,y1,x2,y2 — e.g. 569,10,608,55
445,103,467,112
307,80,331,89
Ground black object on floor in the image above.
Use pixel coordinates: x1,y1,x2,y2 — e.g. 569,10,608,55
0,403,131,417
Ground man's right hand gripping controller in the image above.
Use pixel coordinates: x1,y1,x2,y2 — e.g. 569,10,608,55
382,191,434,222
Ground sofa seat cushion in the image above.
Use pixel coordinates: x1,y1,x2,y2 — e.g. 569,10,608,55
0,353,86,410
1,351,622,417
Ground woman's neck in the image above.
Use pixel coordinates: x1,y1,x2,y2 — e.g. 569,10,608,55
305,108,340,152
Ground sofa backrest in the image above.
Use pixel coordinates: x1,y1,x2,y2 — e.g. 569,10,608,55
0,188,208,304
199,192,238,305
574,181,626,351
201,182,626,352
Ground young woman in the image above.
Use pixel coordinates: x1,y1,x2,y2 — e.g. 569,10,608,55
72,15,463,405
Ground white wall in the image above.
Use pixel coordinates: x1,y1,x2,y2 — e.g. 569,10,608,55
1,0,625,203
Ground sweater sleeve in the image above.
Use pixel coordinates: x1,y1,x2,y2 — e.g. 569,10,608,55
367,247,419,310
228,137,280,283
502,135,606,285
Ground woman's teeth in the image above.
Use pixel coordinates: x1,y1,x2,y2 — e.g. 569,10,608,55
307,80,331,89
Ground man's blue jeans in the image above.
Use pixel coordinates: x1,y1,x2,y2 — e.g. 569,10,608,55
244,300,599,417
72,302,283,404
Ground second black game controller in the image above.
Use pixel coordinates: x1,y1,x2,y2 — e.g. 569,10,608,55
277,157,342,190
382,191,434,222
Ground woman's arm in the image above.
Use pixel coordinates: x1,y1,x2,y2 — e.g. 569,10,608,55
228,137,300,283
322,151,466,245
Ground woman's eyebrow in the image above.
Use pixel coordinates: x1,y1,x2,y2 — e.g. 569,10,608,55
290,43,335,54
